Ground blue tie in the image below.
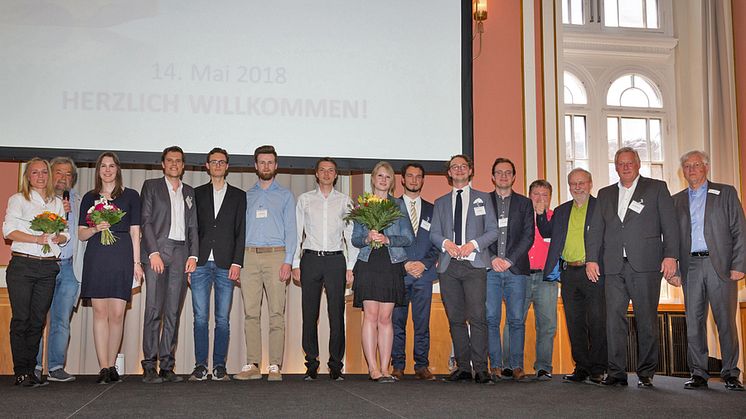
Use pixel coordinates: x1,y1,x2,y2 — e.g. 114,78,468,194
454,189,463,245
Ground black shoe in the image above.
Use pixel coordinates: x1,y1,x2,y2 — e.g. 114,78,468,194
96,368,111,384
304,368,318,381
637,376,653,387
562,371,588,383
108,366,122,383
21,372,48,388
142,367,163,384
159,369,183,383
474,371,492,384
212,366,230,381
601,376,628,387
684,375,707,389
444,370,472,382
14,374,26,386
189,365,209,381
501,368,513,379
329,370,344,381
724,376,745,391
536,370,552,381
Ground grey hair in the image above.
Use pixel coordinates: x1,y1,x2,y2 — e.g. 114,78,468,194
614,146,640,164
567,167,592,183
679,150,710,167
50,156,78,188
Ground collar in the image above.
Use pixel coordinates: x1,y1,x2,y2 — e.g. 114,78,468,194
164,176,183,191
252,179,279,191
617,174,640,191
688,180,709,196
402,194,420,206
452,184,471,195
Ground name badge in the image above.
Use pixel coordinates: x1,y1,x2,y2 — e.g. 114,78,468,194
256,209,268,218
474,206,486,216
498,217,508,228
420,219,431,231
708,189,720,195
628,200,644,214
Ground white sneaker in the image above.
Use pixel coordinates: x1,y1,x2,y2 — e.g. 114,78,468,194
233,364,262,380
268,364,282,381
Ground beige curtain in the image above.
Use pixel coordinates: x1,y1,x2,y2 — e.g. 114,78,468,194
58,166,352,375
702,0,743,375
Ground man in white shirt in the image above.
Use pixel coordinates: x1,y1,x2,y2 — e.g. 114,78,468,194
292,157,358,381
140,146,199,383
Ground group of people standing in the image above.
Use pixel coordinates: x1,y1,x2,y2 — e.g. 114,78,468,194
3,145,744,392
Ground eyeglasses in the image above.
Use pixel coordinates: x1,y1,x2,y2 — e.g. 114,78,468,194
209,160,227,166
682,162,705,170
449,164,469,171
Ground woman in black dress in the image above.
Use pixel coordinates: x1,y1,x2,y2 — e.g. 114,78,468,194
78,152,143,384
351,161,414,382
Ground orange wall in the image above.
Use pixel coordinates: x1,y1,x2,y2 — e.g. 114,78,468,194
734,0,746,203
0,162,20,265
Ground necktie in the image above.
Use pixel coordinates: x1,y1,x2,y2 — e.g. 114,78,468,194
409,200,419,235
454,189,463,245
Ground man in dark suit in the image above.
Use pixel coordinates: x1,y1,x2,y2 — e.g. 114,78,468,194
485,157,534,381
430,154,498,384
391,163,440,381
586,147,679,387
670,150,745,391
188,147,246,382
140,145,199,383
537,168,606,384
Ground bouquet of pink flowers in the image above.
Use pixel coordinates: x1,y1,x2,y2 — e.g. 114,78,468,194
86,196,126,245
30,211,67,254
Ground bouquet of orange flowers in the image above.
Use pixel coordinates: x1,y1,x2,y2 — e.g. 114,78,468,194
30,211,67,254
86,196,126,245
344,193,402,249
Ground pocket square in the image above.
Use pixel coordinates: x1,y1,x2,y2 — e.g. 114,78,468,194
473,197,483,205
185,195,193,209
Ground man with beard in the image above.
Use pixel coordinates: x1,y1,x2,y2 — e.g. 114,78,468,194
235,145,296,382
292,157,358,381
35,157,82,382
141,146,199,383
391,163,440,380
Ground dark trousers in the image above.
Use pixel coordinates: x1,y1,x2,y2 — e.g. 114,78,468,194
561,265,607,375
439,260,488,373
605,261,661,379
142,240,188,371
6,256,59,375
392,275,434,371
300,252,346,372
684,256,740,379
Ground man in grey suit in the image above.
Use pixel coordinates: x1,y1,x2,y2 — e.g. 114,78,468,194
670,150,745,391
586,147,678,388
430,154,498,384
140,146,199,383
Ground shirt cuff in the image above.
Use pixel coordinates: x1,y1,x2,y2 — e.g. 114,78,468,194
470,240,480,252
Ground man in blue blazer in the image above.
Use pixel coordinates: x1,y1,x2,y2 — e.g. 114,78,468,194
391,163,440,381
430,154,498,384
537,168,606,384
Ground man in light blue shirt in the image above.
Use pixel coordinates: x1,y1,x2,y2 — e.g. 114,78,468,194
235,145,296,382
36,157,81,382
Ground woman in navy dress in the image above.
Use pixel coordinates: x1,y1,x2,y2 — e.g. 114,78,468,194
78,152,144,384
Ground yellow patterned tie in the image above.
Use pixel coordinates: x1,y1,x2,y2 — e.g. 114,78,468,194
409,200,419,235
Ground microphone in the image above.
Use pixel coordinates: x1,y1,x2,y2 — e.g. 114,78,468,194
63,190,70,219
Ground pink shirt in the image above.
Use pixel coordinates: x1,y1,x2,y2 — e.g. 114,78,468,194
529,208,553,270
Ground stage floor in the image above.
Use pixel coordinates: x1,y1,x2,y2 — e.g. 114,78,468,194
1,373,743,418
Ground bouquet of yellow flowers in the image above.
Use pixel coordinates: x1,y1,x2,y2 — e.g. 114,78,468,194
344,193,403,249
30,211,67,254
86,196,126,245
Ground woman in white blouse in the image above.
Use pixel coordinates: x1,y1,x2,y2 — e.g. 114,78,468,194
2,158,69,388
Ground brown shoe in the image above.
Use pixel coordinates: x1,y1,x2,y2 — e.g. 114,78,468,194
415,367,435,381
490,368,502,381
512,368,526,381
391,368,404,380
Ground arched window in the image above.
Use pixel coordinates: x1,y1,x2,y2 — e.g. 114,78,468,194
606,73,665,183
563,71,589,178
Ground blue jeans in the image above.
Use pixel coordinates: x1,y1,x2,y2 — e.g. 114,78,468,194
502,272,558,372
486,270,528,369
190,262,235,368
37,259,79,372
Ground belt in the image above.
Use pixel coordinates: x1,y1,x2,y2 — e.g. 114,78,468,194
304,249,343,256
691,251,709,257
530,269,543,274
247,246,285,254
12,252,59,261
561,260,586,270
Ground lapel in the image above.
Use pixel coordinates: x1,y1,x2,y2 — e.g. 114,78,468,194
624,176,646,223
444,192,454,234
158,177,173,227
681,189,692,250
703,182,717,240
208,185,217,222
